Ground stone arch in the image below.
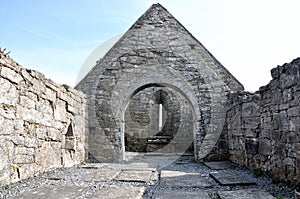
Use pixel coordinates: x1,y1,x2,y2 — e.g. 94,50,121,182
114,80,201,160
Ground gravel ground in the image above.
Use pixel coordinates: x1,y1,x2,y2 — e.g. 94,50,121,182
0,155,296,199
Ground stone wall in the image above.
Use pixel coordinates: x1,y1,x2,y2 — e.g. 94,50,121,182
76,4,243,162
226,58,300,184
0,50,87,186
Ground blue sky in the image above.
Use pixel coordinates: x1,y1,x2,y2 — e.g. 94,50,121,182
1,0,300,91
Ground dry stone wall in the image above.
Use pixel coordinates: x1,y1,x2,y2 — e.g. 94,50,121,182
226,58,300,184
0,50,87,186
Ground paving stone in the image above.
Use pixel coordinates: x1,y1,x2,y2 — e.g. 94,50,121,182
217,189,275,199
89,186,145,199
83,171,120,182
114,170,153,183
123,162,158,171
204,161,235,170
78,163,107,169
160,170,212,187
153,189,211,199
210,171,256,186
12,185,88,199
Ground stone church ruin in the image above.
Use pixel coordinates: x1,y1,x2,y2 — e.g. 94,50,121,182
0,3,299,188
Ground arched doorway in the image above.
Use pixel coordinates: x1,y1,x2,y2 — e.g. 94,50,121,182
121,83,196,159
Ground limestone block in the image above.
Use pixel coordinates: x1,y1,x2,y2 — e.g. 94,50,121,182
0,78,17,106
0,104,15,119
36,142,62,171
54,100,68,122
259,139,272,155
24,136,37,148
12,135,24,145
19,96,35,109
0,66,23,84
13,154,35,164
0,118,13,135
287,107,300,117
0,146,10,186
14,147,35,155
18,164,36,180
242,102,260,117
42,87,57,102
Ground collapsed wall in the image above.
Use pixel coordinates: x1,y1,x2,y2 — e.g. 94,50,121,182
226,58,300,184
0,50,87,186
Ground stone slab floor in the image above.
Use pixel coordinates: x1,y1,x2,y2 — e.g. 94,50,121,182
0,153,296,199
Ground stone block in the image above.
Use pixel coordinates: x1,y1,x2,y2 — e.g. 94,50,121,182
245,138,258,155
0,66,23,84
0,78,17,106
259,139,272,155
296,155,300,182
13,154,35,164
210,171,256,186
242,102,260,117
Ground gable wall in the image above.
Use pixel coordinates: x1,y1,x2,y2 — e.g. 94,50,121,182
76,4,243,162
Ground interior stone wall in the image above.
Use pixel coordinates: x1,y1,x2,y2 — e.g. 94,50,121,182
125,86,194,153
0,50,87,187
226,58,300,184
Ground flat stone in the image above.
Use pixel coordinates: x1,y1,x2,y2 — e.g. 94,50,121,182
217,189,275,199
153,189,211,199
114,170,153,183
12,185,88,199
79,163,107,169
210,171,256,186
204,161,235,170
83,171,119,182
123,162,158,171
160,170,212,187
89,186,145,199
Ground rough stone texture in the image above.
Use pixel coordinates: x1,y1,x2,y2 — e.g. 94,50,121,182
76,3,243,163
0,50,87,186
210,171,256,186
11,186,89,199
226,58,300,184
90,187,145,199
160,170,212,187
83,171,119,182
114,170,153,183
153,190,211,199
217,189,275,199
204,161,235,170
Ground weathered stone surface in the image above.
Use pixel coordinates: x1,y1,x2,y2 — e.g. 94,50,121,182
114,170,153,183
83,171,119,182
204,161,235,170
217,189,275,199
90,187,145,199
153,189,210,199
0,49,87,186
11,186,88,199
226,58,300,184
210,171,256,186
76,3,243,162
160,170,212,187
123,162,158,171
